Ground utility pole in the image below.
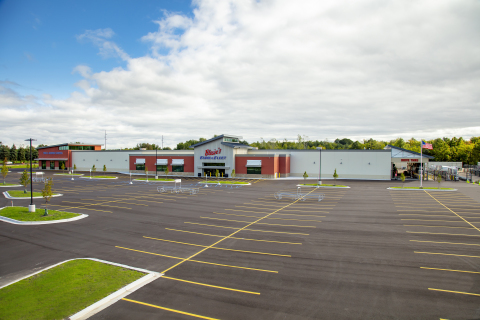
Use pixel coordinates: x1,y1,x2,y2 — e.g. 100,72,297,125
162,135,164,150
25,138,37,212
104,130,107,150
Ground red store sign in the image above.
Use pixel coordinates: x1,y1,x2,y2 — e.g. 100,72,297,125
205,148,222,156
401,159,418,162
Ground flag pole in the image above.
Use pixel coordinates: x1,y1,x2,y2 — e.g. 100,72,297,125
420,141,423,188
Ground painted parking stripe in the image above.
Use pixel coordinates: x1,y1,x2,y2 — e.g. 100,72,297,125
407,231,480,237
415,251,480,259
410,240,480,247
122,298,221,319
164,228,302,244
428,288,480,297
162,276,260,295
116,246,278,273
184,222,309,235
144,236,291,257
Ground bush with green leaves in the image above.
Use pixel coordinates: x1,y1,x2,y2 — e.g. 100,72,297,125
303,171,308,181
400,172,405,188
42,178,54,216
1,157,8,184
19,170,30,193
333,169,338,185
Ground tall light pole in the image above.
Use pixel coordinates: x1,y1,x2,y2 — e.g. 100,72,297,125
317,146,322,185
155,144,158,179
25,138,36,212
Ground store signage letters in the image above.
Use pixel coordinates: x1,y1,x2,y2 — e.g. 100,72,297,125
200,156,226,160
201,147,225,160
205,148,221,156
43,152,63,155
401,158,418,162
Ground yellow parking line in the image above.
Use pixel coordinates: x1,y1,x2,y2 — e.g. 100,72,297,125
144,236,291,257
415,251,480,259
162,276,260,295
428,288,480,297
184,222,240,230
410,240,480,247
224,209,270,214
275,213,327,217
245,229,309,235
426,191,480,233
266,217,323,222
399,214,457,217
404,225,474,229
122,298,221,319
164,229,302,244
184,222,309,235
401,219,464,222
116,246,278,272
407,231,480,237
421,267,480,274
255,222,316,228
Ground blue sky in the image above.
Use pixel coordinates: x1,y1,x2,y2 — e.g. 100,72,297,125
1,0,479,149
0,0,192,99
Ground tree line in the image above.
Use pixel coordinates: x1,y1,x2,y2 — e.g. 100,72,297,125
0,144,39,163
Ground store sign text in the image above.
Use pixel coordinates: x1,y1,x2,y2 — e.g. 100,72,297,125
43,152,63,154
205,148,221,156
200,156,226,160
401,159,418,162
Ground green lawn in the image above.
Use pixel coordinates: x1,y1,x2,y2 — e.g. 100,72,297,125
299,183,348,187
6,190,45,197
390,187,454,190
54,173,83,176
135,177,175,182
199,181,250,185
88,176,117,179
0,207,80,221
0,259,144,320
6,164,39,169
0,183,21,186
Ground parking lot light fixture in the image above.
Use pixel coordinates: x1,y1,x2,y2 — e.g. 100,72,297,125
25,138,37,212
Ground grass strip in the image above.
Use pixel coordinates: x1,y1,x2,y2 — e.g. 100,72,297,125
6,190,47,197
0,183,21,186
0,259,144,320
299,183,348,187
199,181,249,185
0,207,80,221
88,176,117,179
135,178,175,182
54,173,83,176
390,187,454,190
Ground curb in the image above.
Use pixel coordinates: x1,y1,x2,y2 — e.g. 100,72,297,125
386,188,457,191
0,184,22,188
199,182,251,186
0,258,162,320
3,191,63,199
297,184,350,188
133,179,175,182
53,174,84,176
79,177,118,180
0,207,88,225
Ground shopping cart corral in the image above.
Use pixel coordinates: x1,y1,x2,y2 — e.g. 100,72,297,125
157,179,199,195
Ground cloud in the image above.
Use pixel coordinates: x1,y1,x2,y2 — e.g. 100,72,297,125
76,28,130,61
1,0,480,148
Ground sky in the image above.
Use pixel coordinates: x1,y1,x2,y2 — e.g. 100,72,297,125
1,0,479,149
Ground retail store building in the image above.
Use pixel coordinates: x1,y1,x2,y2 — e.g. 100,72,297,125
37,135,431,180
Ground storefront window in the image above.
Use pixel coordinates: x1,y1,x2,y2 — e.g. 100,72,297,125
203,163,225,167
42,161,46,169
58,161,66,170
156,165,167,171
50,161,55,169
136,164,145,170
247,167,261,174
172,165,184,172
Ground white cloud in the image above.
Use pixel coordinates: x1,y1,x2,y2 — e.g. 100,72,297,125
1,0,480,148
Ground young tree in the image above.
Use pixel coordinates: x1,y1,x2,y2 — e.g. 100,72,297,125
41,178,54,216
231,169,236,178
92,164,96,176
60,162,65,171
145,165,148,181
73,164,77,170
400,172,405,188
303,171,308,182
19,169,30,193
2,146,10,162
333,169,339,186
437,173,442,189
215,169,219,182
103,164,107,173
2,158,8,184
164,166,169,177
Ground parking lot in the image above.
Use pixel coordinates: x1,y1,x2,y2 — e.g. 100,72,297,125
1,172,479,319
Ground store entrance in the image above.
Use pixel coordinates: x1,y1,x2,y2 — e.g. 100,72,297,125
203,168,225,177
